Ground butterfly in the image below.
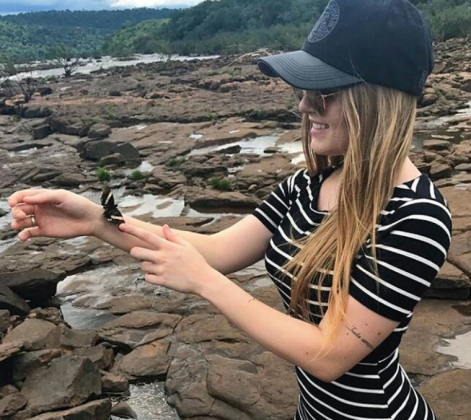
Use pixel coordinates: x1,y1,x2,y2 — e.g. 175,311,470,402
100,185,125,226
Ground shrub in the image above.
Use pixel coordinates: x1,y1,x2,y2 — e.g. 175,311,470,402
96,167,111,182
209,177,232,191
130,170,144,180
166,156,187,167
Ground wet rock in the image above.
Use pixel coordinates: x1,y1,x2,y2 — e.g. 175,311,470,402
114,143,140,161
73,345,114,371
429,163,452,180
49,115,86,136
427,261,471,299
20,355,101,416
0,341,23,363
111,401,137,419
454,163,471,171
0,385,18,398
419,93,438,107
0,269,62,302
31,167,62,183
111,339,171,381
175,314,249,344
28,307,63,325
99,311,181,351
185,188,261,209
81,140,139,162
32,124,52,140
100,152,125,166
80,140,116,160
3,319,56,351
37,87,53,96
21,105,52,119
101,372,129,394
417,369,471,420
219,82,239,93
399,299,471,378
45,324,98,350
26,399,111,420
52,173,86,187
88,123,112,140
0,310,9,337
0,284,31,316
10,349,62,382
423,139,453,151
0,392,27,417
150,167,187,189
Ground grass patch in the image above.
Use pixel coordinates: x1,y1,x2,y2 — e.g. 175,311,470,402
209,177,232,191
166,156,187,167
129,170,144,180
103,103,116,120
96,167,111,182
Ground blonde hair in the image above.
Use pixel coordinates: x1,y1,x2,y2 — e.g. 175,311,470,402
283,83,418,362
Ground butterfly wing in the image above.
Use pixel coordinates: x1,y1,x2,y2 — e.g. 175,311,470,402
101,186,124,226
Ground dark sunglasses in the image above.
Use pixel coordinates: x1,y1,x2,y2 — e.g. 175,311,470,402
292,87,340,115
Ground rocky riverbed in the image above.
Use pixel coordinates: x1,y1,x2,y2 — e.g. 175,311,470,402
0,38,471,420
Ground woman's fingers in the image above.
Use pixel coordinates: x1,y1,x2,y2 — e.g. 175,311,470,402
11,204,36,221
131,247,160,262
21,190,63,205
18,227,41,241
8,189,46,207
120,223,165,249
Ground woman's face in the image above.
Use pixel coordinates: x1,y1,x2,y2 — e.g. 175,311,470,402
298,91,349,156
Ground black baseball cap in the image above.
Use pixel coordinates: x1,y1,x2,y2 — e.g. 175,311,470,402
257,0,434,96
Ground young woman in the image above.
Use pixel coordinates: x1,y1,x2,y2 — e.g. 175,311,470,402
8,0,451,419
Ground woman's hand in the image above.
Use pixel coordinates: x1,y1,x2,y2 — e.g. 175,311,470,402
8,189,102,241
119,223,215,296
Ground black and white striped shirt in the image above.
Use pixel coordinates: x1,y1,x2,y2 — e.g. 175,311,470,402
252,163,452,420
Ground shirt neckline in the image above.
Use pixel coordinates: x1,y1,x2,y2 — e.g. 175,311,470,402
312,165,425,215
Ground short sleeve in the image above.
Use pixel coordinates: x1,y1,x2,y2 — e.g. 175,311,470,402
349,200,452,322
252,169,302,234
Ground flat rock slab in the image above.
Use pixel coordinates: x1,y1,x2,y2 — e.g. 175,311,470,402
27,399,111,420
417,369,471,420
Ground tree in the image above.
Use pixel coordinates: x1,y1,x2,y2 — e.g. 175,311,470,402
49,44,80,78
0,55,38,103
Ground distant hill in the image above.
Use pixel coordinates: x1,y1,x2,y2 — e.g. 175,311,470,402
0,8,176,63
1,8,175,33
1,0,471,64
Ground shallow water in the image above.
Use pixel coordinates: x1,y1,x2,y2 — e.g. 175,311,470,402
8,54,219,81
111,382,180,420
435,328,471,370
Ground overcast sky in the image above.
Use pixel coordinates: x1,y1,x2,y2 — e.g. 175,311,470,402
0,0,205,14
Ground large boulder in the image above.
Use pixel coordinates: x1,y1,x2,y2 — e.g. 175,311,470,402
0,269,62,301
20,355,101,416
0,284,31,316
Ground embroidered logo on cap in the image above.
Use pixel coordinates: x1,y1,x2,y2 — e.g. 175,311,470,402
308,0,340,43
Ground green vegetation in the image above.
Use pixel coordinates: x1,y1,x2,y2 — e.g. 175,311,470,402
209,177,233,191
130,170,145,180
96,168,112,182
2,1,471,64
102,103,116,121
0,8,174,63
166,156,188,167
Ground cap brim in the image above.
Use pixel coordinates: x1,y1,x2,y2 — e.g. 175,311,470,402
257,50,362,90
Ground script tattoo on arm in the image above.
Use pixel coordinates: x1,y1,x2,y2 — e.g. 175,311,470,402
344,325,375,350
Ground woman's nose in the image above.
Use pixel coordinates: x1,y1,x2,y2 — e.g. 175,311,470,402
298,95,315,115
